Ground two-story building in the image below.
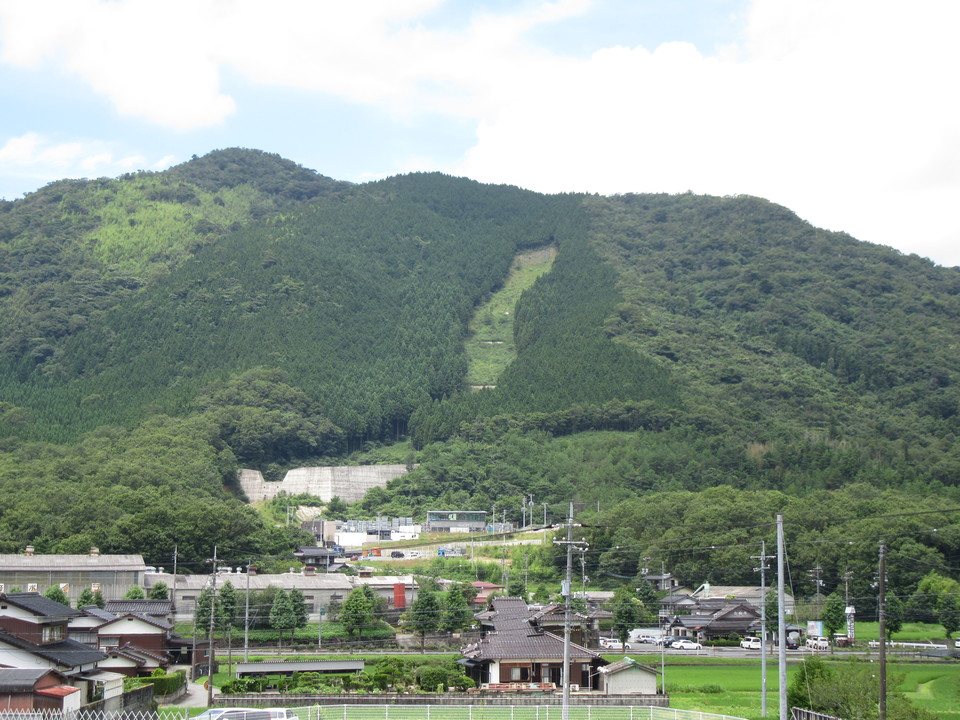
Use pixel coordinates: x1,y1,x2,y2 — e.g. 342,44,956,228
425,510,488,534
0,592,113,704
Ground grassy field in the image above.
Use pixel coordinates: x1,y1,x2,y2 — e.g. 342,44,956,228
189,653,960,719
464,247,556,387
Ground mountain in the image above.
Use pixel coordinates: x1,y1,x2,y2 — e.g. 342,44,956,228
1,148,959,590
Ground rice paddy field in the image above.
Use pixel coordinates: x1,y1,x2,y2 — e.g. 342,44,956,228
639,655,960,720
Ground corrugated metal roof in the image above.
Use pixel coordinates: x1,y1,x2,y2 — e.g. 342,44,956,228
0,554,148,571
235,659,364,675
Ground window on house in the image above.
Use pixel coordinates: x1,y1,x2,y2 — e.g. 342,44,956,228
42,625,64,642
99,637,120,648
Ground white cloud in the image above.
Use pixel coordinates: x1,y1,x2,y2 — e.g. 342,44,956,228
452,0,960,266
0,132,173,195
0,0,957,264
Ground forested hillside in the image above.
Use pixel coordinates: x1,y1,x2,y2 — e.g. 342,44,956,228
1,148,959,594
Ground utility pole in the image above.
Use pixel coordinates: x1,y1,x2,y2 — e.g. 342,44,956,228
244,559,251,662
171,546,178,614
521,498,527,529
543,502,548,526
752,540,774,717
207,545,218,708
777,515,787,720
660,560,667,694
808,565,824,619
879,542,887,720
553,503,587,720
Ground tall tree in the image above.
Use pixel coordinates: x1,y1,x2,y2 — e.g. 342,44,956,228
439,586,473,634
269,589,296,647
289,588,309,630
939,594,960,640
341,587,374,638
885,594,905,641
76,587,97,608
404,591,441,653
43,585,69,607
821,593,846,650
610,586,645,646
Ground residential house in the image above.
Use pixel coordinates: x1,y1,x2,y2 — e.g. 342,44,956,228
0,549,149,607
668,601,763,641
470,581,504,607
293,547,340,571
103,600,173,623
70,605,205,672
461,597,607,691
0,593,110,704
690,584,795,615
0,668,82,712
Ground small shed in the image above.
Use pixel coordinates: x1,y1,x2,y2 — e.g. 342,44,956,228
597,657,660,695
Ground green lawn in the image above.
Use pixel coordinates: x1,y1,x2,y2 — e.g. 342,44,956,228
190,654,960,720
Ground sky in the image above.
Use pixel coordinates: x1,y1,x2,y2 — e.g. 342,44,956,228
0,0,958,267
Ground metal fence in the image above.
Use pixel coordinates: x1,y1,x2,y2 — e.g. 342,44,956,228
1,708,749,720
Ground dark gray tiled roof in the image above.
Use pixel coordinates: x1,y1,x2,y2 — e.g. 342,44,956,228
104,600,172,616
463,629,600,662
0,631,107,668
81,607,117,621
0,668,59,692
0,592,80,618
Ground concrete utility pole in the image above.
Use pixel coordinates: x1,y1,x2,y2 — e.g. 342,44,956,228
777,515,787,720
879,541,887,720
171,546,178,613
553,503,587,720
752,540,774,717
244,559,251,662
207,545,218,708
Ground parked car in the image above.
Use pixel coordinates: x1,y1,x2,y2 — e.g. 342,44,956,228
407,550,421,559
390,550,405,558
668,637,690,648
674,639,703,650
264,711,298,720
599,637,632,650
194,710,261,720
636,635,659,644
739,636,762,650
806,636,829,650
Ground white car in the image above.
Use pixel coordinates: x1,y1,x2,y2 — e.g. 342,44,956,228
599,637,632,650
673,639,703,650
739,636,762,650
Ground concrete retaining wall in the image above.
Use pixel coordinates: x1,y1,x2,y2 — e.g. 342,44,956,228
239,465,411,503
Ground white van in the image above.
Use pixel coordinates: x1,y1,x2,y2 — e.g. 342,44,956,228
739,636,762,650
806,636,829,650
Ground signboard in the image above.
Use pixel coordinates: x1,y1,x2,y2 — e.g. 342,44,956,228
807,620,823,637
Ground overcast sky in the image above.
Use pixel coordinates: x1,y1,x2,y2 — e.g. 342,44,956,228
1,0,957,267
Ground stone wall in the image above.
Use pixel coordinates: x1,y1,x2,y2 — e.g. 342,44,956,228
238,465,411,503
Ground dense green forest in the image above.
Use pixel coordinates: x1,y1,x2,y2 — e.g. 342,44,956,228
1,148,959,603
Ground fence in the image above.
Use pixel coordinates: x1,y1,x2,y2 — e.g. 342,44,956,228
790,709,844,720
0,708,749,720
